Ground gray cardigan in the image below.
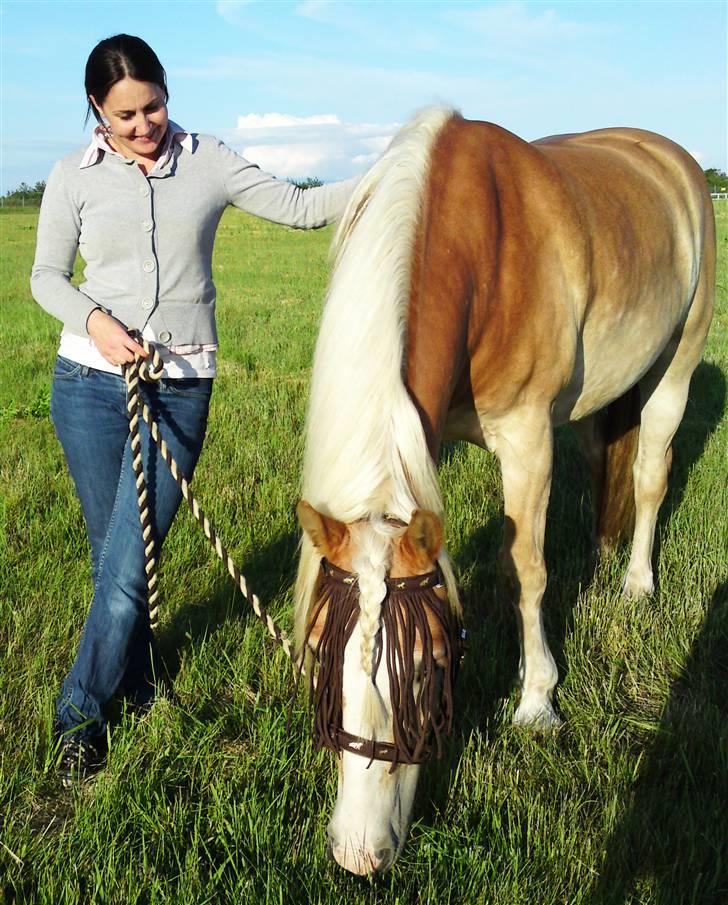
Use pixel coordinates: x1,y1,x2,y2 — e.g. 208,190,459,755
31,135,358,345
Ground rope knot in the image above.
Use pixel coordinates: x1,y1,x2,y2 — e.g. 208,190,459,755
124,333,164,385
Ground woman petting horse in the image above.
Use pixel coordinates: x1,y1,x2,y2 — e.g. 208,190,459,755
294,108,714,874
31,34,358,787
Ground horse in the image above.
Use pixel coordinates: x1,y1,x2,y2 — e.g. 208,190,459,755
293,108,715,875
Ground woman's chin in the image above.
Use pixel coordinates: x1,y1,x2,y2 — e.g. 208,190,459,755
135,141,158,153
131,134,163,155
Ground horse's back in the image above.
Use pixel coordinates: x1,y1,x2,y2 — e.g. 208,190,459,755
410,116,714,437
533,125,710,239
531,126,713,420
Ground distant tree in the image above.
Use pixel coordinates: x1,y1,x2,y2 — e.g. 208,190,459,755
704,168,727,192
2,180,46,206
287,177,324,190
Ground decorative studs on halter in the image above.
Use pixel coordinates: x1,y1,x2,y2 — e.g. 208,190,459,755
298,503,465,770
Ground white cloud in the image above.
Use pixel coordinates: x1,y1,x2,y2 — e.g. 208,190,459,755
216,1,252,25
237,112,341,129
448,1,603,42
443,0,616,66
295,0,333,19
220,113,400,180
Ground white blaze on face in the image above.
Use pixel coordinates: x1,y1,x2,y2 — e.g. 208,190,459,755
326,620,422,876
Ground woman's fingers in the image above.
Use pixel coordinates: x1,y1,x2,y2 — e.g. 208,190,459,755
121,333,148,359
87,310,149,365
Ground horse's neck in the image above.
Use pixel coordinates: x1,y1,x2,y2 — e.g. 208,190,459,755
404,120,501,459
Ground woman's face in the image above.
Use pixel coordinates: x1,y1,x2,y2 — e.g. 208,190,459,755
92,77,168,160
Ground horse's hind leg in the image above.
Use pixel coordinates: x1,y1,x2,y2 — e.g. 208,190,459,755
623,269,714,598
623,350,704,597
492,409,560,728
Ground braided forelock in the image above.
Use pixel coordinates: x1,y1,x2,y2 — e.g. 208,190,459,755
350,520,391,675
350,520,401,733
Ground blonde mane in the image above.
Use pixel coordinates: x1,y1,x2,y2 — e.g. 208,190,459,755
295,107,461,653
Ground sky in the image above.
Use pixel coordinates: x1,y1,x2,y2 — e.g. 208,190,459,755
1,0,726,193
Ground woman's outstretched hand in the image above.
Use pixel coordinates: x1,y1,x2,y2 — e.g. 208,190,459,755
86,309,147,366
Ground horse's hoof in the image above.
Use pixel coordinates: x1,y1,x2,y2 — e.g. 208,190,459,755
622,571,654,599
513,698,562,731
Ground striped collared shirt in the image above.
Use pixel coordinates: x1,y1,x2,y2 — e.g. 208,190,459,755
79,120,194,172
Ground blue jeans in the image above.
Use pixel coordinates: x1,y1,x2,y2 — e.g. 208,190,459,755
51,356,212,740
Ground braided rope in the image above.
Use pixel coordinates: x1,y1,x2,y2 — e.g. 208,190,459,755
122,337,297,668
124,343,164,628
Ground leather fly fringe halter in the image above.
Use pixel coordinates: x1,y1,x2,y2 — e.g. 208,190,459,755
307,559,464,769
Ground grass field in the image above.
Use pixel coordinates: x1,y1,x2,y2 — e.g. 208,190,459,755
0,202,726,905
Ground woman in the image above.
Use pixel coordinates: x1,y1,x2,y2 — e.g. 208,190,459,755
31,34,358,787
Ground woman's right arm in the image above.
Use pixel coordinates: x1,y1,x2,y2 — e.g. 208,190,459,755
30,162,146,363
30,161,100,337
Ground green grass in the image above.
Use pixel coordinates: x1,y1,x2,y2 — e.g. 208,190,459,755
1,203,726,904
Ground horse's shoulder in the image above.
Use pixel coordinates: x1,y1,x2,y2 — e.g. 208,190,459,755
445,117,532,153
431,117,540,182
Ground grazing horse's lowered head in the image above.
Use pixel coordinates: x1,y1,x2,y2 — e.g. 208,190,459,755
297,502,462,876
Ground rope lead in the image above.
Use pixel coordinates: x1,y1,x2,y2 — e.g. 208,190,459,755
122,337,298,668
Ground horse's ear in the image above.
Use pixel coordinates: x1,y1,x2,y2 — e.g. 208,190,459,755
297,501,348,558
401,509,443,567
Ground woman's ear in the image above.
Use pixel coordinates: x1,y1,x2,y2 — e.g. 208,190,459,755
89,95,104,120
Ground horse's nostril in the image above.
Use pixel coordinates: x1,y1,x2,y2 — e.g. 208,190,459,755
330,843,391,875
373,848,395,874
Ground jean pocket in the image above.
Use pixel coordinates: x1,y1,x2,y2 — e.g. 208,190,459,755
164,377,214,398
53,355,83,380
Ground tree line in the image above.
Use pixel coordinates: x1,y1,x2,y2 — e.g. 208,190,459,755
3,170,726,208
704,168,728,193
2,181,47,206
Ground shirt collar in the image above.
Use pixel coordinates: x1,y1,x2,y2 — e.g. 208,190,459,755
79,120,194,171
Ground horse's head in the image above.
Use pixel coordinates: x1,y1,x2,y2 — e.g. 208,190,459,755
297,501,462,876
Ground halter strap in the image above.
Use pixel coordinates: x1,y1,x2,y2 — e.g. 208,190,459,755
332,727,429,765
320,558,443,592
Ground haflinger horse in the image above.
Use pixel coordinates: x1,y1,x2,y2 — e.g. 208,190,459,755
293,108,715,875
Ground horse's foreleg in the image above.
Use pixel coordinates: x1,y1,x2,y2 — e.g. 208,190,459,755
493,411,560,728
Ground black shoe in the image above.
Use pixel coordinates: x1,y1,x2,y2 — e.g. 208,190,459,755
55,730,106,788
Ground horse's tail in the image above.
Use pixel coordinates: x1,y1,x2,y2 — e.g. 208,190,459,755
597,384,641,550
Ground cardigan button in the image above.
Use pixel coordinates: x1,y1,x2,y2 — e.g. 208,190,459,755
140,186,150,197
141,297,154,310
143,260,156,273
142,219,153,232
158,331,172,344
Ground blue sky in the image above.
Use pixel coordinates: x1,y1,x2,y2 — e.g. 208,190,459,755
2,0,726,192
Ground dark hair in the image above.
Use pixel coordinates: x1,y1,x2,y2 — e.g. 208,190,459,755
84,34,168,125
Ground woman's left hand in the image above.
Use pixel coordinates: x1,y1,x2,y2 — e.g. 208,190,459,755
87,309,148,366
